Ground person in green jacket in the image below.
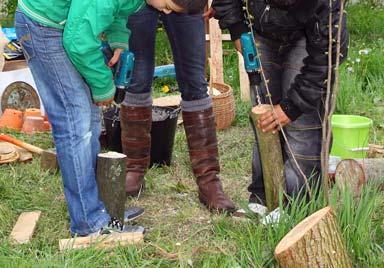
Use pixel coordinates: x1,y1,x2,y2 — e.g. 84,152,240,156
15,0,198,236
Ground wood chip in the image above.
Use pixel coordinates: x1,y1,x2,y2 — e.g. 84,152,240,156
10,211,41,244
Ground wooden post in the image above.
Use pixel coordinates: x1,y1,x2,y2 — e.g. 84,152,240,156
237,51,250,102
275,207,352,268
207,0,224,84
96,152,127,222
335,158,384,196
250,104,284,210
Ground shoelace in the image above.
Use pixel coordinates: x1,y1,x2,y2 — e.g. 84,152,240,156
108,217,123,231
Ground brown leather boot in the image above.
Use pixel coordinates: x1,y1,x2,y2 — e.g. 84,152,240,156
183,108,236,213
120,105,151,196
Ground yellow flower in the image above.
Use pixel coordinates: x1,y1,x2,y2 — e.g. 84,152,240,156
161,85,170,93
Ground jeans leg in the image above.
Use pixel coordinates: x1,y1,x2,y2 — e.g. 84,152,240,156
281,38,323,197
15,11,109,235
162,12,208,102
123,5,157,106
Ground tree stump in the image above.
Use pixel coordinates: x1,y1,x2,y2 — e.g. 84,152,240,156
40,149,58,172
250,105,284,210
275,206,352,268
335,158,384,196
96,152,127,222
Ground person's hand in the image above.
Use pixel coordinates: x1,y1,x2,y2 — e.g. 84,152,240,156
203,7,215,20
257,104,291,134
234,39,242,53
95,97,114,107
108,48,123,67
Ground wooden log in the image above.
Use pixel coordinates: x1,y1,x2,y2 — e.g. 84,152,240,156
250,105,284,210
40,148,58,172
96,152,127,222
275,207,352,268
335,158,384,196
59,231,143,251
10,211,41,244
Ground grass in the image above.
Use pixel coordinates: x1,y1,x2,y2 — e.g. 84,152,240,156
1,3,384,267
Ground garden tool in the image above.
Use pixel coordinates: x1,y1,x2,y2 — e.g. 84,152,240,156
101,42,135,104
240,32,262,105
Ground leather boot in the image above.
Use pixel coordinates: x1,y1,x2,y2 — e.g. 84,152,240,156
120,105,151,196
183,108,236,213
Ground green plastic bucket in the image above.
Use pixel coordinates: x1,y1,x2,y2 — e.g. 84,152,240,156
330,114,372,159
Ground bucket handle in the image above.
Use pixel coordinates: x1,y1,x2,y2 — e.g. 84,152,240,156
348,147,369,152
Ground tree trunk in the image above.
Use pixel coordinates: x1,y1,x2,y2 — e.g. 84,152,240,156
335,158,384,196
96,152,127,222
250,105,284,210
275,206,352,268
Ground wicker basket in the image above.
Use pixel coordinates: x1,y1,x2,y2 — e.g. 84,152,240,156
209,82,235,130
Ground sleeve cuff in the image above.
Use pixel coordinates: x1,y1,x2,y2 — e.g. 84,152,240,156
92,84,116,102
280,98,303,121
228,22,248,41
109,42,129,50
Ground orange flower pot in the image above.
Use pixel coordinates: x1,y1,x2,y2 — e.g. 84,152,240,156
43,121,52,132
24,108,42,121
0,109,23,130
21,116,44,134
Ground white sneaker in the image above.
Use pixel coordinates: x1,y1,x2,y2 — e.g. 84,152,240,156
260,207,281,225
248,203,268,216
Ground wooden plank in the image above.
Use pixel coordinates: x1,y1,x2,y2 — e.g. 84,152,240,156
207,0,224,84
205,34,231,42
10,211,41,244
237,52,250,101
59,232,144,251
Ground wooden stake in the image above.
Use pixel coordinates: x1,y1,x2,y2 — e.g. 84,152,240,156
207,0,224,84
59,232,143,251
96,152,127,222
10,211,41,244
40,149,58,172
237,51,250,102
275,207,352,268
250,105,284,210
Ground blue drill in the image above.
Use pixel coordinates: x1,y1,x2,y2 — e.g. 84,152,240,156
101,42,135,104
240,32,262,105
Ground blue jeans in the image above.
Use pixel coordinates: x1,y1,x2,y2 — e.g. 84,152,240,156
15,10,110,235
125,5,209,106
248,34,323,203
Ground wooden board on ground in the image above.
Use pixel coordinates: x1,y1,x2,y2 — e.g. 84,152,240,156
275,206,352,268
10,211,41,244
59,232,144,251
153,95,181,107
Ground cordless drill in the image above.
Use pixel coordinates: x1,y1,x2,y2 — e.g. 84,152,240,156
101,42,135,104
240,32,262,105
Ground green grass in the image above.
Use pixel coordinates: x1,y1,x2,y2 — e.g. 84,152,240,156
1,3,384,267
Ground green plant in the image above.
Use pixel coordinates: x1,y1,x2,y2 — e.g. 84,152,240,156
1,0,17,17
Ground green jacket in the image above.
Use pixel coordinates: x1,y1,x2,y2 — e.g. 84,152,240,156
18,0,145,101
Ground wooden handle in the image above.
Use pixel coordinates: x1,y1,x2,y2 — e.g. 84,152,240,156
0,134,44,154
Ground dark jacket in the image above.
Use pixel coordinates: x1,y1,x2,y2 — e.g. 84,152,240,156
212,0,349,121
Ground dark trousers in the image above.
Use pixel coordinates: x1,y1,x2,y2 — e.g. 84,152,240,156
248,34,323,204
126,5,208,101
